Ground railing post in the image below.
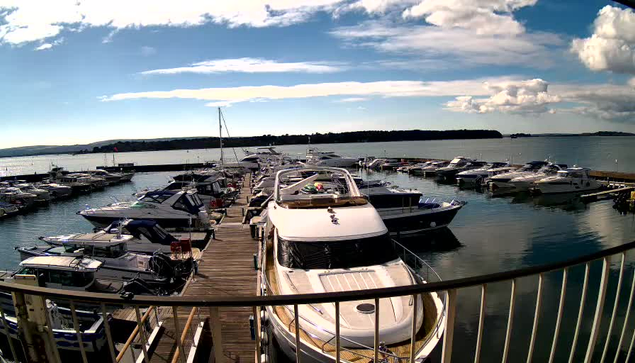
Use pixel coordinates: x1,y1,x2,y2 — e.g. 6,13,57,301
601,253,625,362
569,263,590,363
294,304,301,363
13,291,57,363
441,289,457,363
614,270,635,363
100,303,117,363
70,301,89,363
474,284,486,363
549,268,568,363
585,257,611,363
335,301,341,363
209,307,224,363
527,274,544,363
409,294,418,363
254,306,262,363
135,306,150,363
374,297,380,363
502,279,517,363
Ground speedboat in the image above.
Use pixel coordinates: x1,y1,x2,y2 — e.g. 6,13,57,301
49,167,93,194
505,163,567,193
379,159,402,170
407,161,433,175
419,160,450,176
361,181,464,234
79,190,211,230
7,256,170,296
41,219,212,253
261,166,445,362
36,181,73,199
17,240,195,285
488,161,550,193
435,157,485,182
0,202,20,219
306,148,358,168
456,162,511,188
163,170,237,210
14,183,50,202
0,187,38,206
88,169,123,185
534,167,601,194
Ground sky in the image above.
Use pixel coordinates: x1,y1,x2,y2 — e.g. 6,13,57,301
1,0,635,148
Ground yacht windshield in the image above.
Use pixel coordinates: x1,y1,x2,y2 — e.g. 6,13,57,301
277,233,398,269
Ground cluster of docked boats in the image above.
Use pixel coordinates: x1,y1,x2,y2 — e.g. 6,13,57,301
366,156,602,196
0,166,134,219
220,147,449,361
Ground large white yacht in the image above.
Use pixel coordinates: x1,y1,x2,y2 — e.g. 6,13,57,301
79,190,210,229
455,162,511,187
534,167,601,194
261,167,444,362
488,161,558,193
306,148,358,168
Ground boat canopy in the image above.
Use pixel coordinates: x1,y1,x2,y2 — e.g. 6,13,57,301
123,219,177,245
20,256,102,272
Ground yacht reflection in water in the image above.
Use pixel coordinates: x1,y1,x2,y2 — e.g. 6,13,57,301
394,227,462,252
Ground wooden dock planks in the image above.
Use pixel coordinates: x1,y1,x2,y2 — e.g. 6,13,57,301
150,174,258,363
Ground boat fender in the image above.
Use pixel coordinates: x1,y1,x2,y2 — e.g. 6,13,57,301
260,353,268,363
260,310,268,324
430,221,436,228
260,331,269,345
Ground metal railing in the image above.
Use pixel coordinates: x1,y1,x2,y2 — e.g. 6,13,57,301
0,240,634,362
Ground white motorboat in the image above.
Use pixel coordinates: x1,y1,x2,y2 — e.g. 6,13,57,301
534,167,601,194
79,190,211,230
17,239,195,285
306,148,358,168
163,170,238,210
88,169,122,185
41,219,212,253
0,187,38,206
0,202,20,218
37,181,73,199
456,162,511,188
14,183,51,202
261,167,444,362
358,180,464,234
435,157,484,182
418,160,450,176
488,161,550,192
505,163,567,193
49,167,93,193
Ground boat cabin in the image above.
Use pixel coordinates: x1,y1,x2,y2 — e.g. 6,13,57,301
16,256,101,290
135,190,205,214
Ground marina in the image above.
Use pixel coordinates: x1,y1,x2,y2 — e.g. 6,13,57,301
0,138,633,362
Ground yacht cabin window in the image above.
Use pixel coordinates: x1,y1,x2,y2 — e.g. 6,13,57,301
277,233,398,269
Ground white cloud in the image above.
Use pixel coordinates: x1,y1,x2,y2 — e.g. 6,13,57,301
402,0,537,35
336,97,369,102
571,6,635,74
140,58,345,75
0,0,345,45
336,0,418,15
100,77,511,106
330,21,563,67
445,78,561,115
555,83,635,122
34,43,52,51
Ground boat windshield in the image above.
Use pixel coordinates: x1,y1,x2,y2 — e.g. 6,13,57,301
277,233,398,269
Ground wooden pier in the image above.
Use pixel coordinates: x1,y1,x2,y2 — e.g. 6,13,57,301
148,174,258,363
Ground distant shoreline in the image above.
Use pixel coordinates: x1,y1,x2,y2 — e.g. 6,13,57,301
1,130,633,159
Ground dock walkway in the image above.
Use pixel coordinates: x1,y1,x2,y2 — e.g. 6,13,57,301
150,174,257,363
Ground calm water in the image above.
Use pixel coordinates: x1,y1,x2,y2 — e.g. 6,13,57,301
0,141,635,360
1,136,634,176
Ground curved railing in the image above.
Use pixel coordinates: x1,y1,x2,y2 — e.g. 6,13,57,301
0,239,634,363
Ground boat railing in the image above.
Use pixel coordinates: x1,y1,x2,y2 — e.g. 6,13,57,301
1,240,635,362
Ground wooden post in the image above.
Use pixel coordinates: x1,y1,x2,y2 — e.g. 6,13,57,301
209,307,224,363
13,291,58,363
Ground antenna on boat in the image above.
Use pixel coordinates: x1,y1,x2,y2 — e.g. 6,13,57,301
218,107,224,167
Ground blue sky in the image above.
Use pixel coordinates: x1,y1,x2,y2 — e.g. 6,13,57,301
1,0,635,148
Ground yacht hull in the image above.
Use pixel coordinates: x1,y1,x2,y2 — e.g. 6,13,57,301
378,204,462,235
535,183,600,195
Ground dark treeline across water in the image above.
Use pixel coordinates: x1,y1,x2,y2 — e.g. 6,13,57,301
90,129,502,153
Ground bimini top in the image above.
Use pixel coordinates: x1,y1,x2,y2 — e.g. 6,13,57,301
20,256,102,272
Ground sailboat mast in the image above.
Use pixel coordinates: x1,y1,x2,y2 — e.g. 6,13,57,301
218,107,223,166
